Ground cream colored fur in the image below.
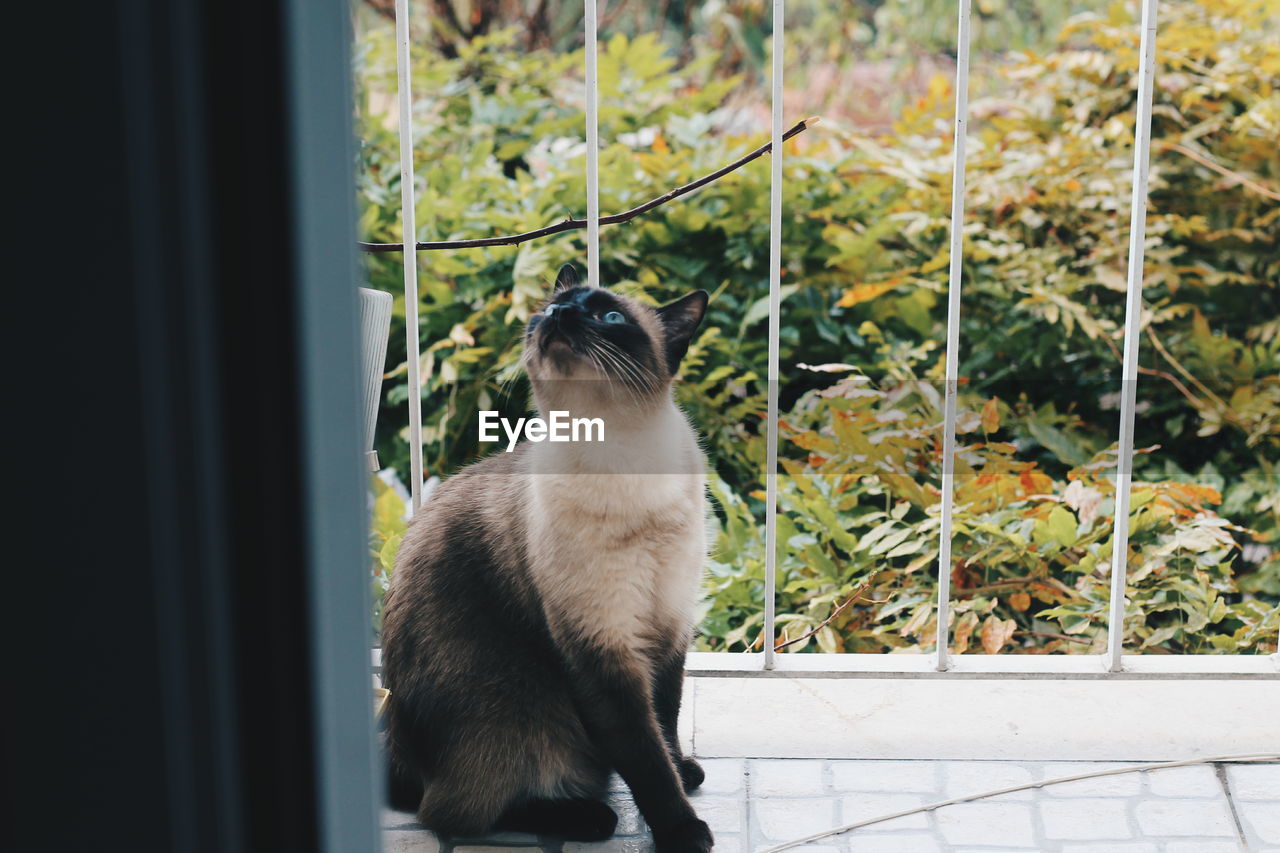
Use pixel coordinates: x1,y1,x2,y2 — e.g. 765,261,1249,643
524,357,709,662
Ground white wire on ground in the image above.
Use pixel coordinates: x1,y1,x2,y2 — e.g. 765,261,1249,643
755,753,1280,852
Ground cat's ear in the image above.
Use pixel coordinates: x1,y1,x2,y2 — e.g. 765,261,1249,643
554,263,581,292
655,290,709,373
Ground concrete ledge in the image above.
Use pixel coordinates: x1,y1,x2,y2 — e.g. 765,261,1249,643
688,676,1280,761
686,651,1280,679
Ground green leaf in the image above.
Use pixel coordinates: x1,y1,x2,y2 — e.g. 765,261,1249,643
742,284,798,330
1025,417,1093,468
1047,506,1078,548
379,533,403,571
869,527,914,557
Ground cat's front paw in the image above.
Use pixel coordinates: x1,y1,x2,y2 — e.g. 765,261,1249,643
678,757,705,792
652,817,713,853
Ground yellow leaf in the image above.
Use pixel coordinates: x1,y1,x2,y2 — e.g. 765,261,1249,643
372,489,406,540
926,73,951,102
1192,308,1212,340
920,251,950,274
651,133,669,154
981,397,1001,433
379,534,403,571
837,280,899,307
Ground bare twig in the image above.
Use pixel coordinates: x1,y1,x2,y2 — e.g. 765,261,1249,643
359,117,821,253
1137,365,1205,413
598,0,632,33
957,576,1076,598
1144,325,1236,415
772,580,876,652
1158,141,1280,202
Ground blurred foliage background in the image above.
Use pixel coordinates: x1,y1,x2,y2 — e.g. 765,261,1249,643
357,0,1279,655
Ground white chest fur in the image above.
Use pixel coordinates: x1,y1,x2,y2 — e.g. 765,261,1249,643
522,404,709,655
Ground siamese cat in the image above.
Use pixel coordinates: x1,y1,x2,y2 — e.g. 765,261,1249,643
381,263,713,852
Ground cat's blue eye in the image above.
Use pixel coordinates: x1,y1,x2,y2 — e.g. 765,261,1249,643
601,311,626,324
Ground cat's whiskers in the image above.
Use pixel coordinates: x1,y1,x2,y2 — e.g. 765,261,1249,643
585,330,657,405
582,338,645,411
592,333,660,394
494,361,526,409
490,326,535,407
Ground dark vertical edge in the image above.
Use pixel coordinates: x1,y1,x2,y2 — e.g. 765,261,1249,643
281,2,382,852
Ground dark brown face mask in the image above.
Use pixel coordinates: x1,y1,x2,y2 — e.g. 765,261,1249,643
525,263,709,393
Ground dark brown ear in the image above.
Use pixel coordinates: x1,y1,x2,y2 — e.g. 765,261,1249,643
655,290,709,373
554,263,581,292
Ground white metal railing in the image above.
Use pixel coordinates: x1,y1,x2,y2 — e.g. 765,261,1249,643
762,0,785,672
1105,0,1162,674
394,0,424,512
584,0,601,288
387,0,1278,679
933,0,973,673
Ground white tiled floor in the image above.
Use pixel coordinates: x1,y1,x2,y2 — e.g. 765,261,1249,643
380,676,1279,851
382,757,1280,851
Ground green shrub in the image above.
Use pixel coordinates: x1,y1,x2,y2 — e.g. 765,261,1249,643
700,369,1277,654
356,0,1279,653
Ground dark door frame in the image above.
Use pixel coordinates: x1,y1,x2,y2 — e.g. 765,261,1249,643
14,1,379,851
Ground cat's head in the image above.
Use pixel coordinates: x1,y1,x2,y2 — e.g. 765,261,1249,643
523,263,708,412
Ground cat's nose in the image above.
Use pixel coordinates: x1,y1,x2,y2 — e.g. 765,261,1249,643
545,303,579,320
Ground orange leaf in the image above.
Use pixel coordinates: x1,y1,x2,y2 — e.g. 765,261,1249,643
1018,466,1054,495
1010,591,1031,611
1171,482,1223,506
651,134,669,154
980,615,1004,654
981,397,1000,433
953,612,978,654
1063,178,1082,192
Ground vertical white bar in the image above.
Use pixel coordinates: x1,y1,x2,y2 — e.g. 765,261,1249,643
762,0,784,671
394,0,424,512
584,0,601,288
934,0,972,673
1107,0,1161,673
